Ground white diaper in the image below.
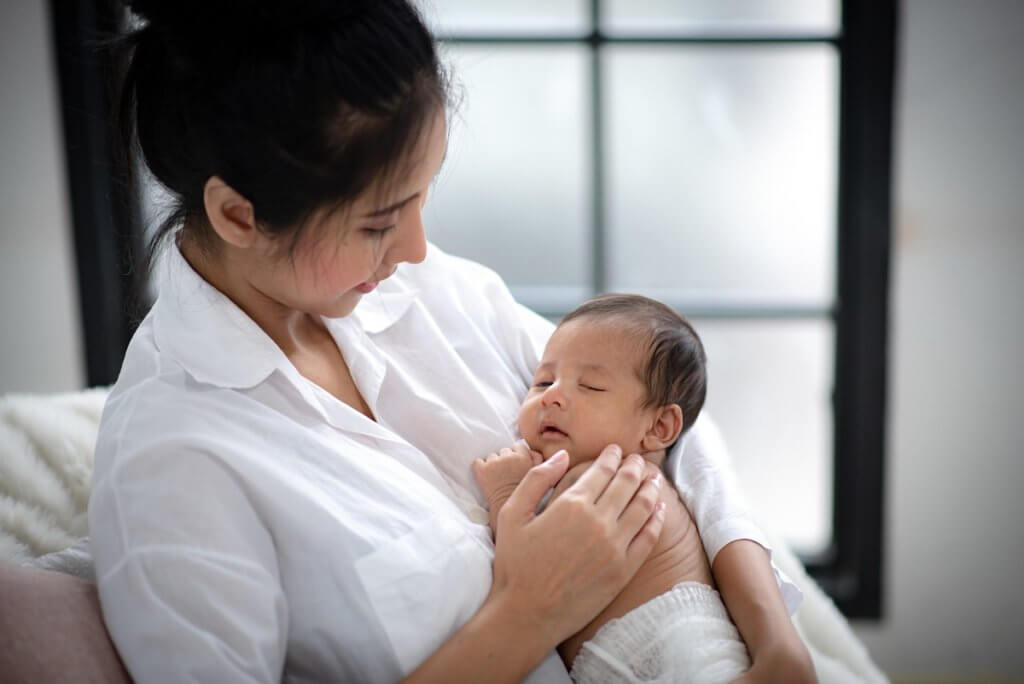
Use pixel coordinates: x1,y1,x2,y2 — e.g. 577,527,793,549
570,581,750,684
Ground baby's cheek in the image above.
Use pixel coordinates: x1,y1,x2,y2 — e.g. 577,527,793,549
573,431,613,464
516,404,532,440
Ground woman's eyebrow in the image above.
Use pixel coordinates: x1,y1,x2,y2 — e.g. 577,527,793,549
363,192,420,218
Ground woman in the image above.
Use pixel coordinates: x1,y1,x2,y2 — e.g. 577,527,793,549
89,1,814,681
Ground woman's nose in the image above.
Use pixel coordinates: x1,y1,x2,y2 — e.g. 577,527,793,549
389,208,428,266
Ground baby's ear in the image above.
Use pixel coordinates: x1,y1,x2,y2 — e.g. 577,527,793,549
641,404,683,452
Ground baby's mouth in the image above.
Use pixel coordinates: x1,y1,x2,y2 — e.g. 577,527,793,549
541,424,568,439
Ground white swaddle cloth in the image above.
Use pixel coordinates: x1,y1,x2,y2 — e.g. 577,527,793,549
570,581,750,684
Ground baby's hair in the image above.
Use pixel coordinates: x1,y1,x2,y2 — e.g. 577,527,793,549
560,294,707,438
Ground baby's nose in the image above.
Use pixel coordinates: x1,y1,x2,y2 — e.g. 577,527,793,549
541,384,566,408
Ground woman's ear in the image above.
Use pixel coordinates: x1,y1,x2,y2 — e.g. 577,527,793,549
640,404,683,452
203,176,258,248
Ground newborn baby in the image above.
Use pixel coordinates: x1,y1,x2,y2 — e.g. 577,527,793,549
475,294,751,683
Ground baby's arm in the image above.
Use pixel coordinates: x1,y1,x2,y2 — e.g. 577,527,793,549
472,443,543,535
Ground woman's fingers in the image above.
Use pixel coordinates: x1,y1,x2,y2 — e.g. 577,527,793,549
593,452,649,514
627,499,667,567
500,450,570,524
489,447,667,647
619,473,665,552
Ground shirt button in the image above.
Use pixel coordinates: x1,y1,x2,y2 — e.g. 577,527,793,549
468,506,490,525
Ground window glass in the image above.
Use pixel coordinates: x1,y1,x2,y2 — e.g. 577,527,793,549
418,0,590,36
603,0,840,35
604,45,838,307
426,46,592,293
696,318,834,554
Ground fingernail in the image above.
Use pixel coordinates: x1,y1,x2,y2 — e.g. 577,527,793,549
650,472,662,487
656,502,667,517
608,444,622,457
551,450,568,464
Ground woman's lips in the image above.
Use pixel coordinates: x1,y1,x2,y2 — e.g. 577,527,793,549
355,280,378,294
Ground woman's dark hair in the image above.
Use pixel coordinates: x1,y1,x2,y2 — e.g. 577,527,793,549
115,0,450,265
560,294,708,439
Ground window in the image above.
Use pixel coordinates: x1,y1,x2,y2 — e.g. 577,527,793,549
54,0,894,617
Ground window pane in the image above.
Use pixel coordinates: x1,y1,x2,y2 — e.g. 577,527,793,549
605,46,838,307
696,318,833,554
603,0,840,35
426,46,592,292
418,0,590,36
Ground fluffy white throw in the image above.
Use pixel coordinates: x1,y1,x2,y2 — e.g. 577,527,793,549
0,389,106,567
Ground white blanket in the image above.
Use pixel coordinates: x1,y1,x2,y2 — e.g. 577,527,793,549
0,389,887,682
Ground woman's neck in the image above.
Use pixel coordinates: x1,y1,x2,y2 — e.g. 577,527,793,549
179,237,318,355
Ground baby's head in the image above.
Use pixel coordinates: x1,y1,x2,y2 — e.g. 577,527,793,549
519,294,707,467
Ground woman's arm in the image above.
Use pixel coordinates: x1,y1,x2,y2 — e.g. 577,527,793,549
405,446,667,683
668,415,815,681
90,448,289,683
714,541,815,683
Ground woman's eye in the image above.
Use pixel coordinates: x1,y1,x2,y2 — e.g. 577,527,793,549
364,225,396,238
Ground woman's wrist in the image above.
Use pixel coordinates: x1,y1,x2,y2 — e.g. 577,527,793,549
483,583,558,668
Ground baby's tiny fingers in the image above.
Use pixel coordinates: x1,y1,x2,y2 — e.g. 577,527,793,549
511,442,532,459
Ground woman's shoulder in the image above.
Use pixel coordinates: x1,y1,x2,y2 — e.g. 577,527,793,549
96,317,250,474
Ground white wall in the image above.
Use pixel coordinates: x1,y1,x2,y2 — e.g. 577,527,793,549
852,0,1024,680
0,0,83,393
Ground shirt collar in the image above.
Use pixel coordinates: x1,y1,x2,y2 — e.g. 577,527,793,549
152,248,285,389
152,247,420,389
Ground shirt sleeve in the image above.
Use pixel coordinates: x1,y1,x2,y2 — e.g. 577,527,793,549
89,437,288,683
666,412,803,615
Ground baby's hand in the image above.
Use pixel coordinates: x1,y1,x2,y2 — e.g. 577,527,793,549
473,443,543,529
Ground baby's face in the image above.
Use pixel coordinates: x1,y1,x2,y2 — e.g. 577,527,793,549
519,318,655,466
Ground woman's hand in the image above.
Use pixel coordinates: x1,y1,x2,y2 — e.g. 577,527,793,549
403,444,665,684
489,444,667,650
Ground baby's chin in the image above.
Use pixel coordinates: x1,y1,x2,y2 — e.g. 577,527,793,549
532,442,599,468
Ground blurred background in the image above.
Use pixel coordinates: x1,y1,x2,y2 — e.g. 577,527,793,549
1,0,1022,680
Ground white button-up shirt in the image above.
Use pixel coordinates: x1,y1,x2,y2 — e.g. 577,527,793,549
89,244,796,683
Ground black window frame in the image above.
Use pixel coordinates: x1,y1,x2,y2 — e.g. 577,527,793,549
52,0,894,618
